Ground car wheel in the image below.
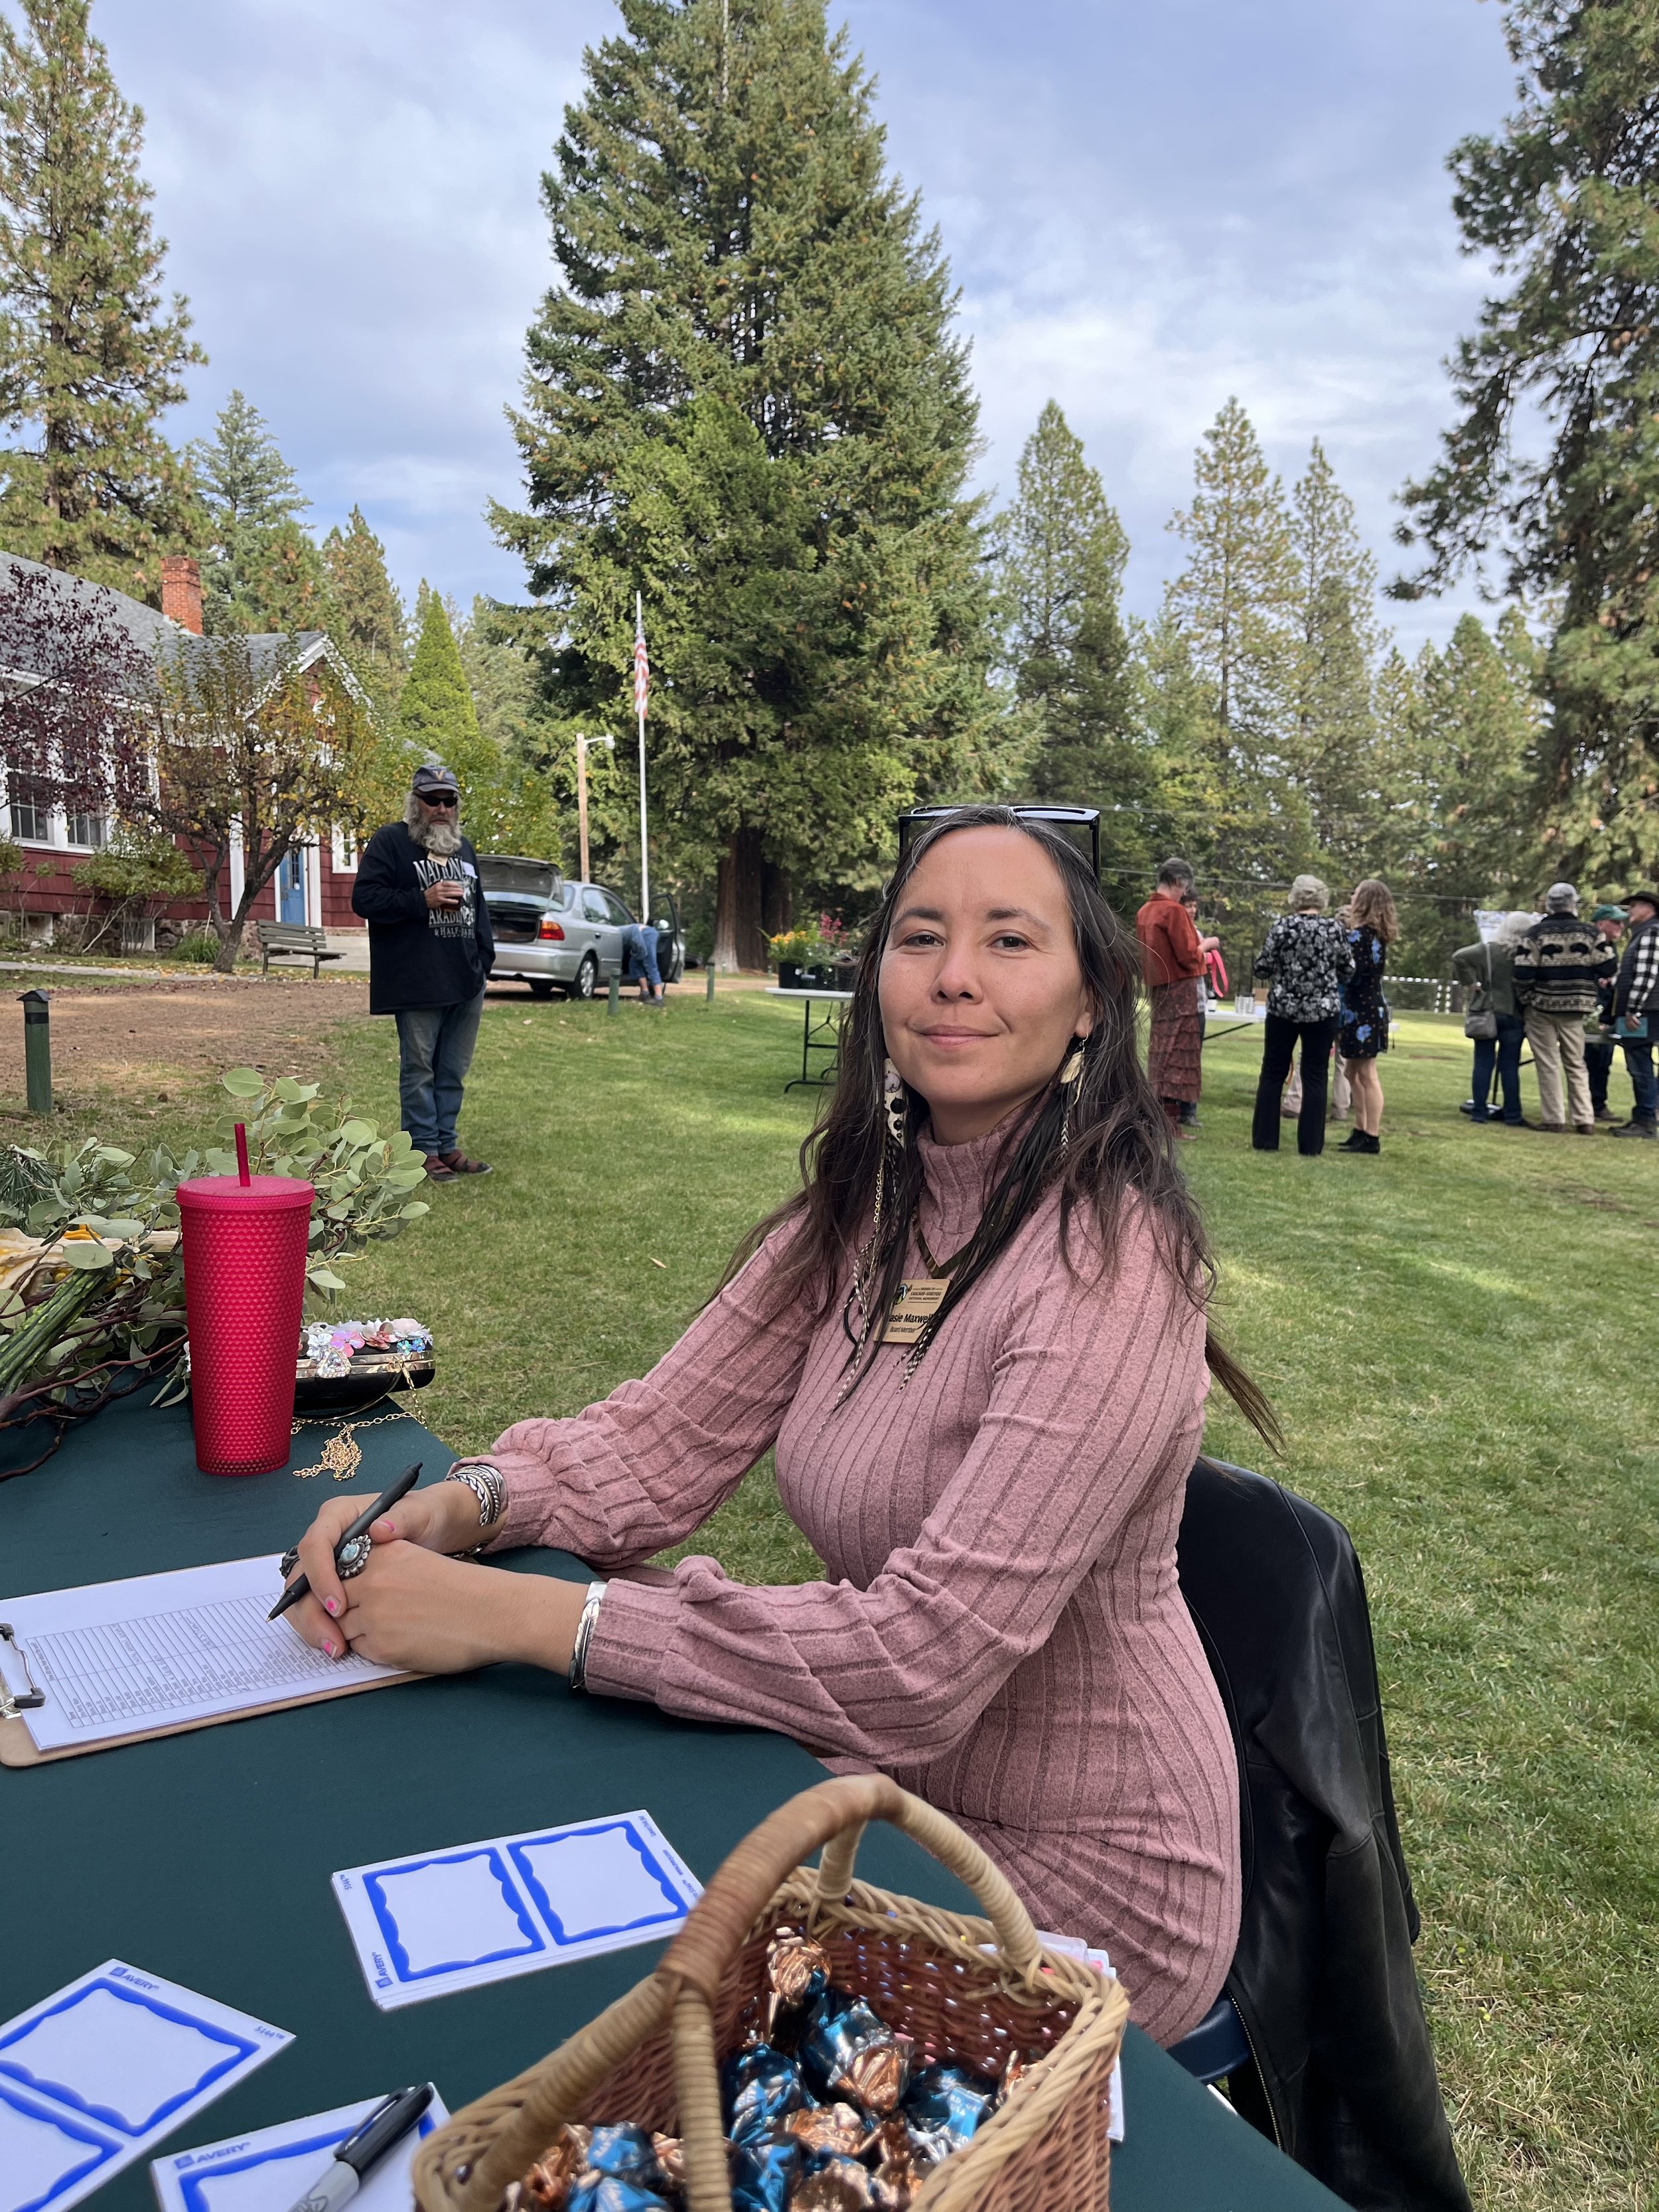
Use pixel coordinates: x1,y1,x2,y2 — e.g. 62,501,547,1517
569,954,598,1001
528,979,555,999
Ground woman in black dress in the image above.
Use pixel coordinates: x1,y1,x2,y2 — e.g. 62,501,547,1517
1338,879,1399,1155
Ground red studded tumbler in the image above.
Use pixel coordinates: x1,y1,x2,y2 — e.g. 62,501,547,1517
177,1173,315,1475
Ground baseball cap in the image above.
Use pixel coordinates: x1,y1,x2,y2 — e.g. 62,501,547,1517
411,761,459,800
1591,903,1628,923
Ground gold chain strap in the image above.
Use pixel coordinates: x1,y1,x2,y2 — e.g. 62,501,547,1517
290,1403,417,1482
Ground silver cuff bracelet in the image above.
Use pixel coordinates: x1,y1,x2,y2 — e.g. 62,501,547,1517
443,1461,506,1556
567,1581,606,1693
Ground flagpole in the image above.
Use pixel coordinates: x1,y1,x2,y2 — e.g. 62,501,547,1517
634,591,650,926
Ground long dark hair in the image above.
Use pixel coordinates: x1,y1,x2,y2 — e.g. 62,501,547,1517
726,806,1279,1444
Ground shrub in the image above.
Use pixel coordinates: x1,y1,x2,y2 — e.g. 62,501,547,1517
163,930,221,964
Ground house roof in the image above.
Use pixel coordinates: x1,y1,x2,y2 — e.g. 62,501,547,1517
0,551,343,696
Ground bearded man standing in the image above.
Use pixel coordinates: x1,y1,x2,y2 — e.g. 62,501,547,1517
352,761,496,1183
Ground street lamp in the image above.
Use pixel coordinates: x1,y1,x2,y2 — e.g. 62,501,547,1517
574,733,613,885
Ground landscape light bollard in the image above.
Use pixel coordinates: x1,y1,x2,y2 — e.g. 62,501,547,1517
20,990,50,1114
607,972,620,1016
705,964,716,1006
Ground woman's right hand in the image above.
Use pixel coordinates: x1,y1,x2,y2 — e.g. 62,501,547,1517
283,1481,476,1657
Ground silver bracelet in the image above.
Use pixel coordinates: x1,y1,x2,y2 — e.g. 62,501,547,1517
567,1581,606,1693
443,1462,506,1556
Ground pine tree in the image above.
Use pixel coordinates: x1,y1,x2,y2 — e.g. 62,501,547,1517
1287,441,1387,869
188,390,315,632
494,0,996,966
323,506,406,666
397,587,492,792
1166,398,1299,764
0,0,201,590
991,401,1142,846
1394,0,1659,881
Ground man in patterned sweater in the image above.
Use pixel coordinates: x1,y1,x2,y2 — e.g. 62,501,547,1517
1512,883,1617,1134
1608,889,1659,1139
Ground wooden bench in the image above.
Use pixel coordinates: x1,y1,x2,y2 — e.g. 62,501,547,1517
257,921,342,978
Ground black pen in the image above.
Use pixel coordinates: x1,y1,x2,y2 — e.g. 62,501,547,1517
282,2083,435,2212
267,1461,423,1623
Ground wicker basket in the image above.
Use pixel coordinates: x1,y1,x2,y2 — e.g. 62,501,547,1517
413,1772,1129,2212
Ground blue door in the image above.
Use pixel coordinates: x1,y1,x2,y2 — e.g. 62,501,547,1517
278,849,307,923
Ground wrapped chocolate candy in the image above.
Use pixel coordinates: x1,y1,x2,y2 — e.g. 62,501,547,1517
722,2040,813,2145
729,2137,803,2212
585,2128,666,2184
782,2103,867,2160
568,2183,673,2212
799,1993,912,2118
522,2125,593,2209
902,2062,998,2151
764,1927,830,2043
997,2052,1033,2103
791,2154,875,2210
650,2136,685,2194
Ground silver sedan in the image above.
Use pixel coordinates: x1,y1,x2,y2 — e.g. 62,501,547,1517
480,858,684,999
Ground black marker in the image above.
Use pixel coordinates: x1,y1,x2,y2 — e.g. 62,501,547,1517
267,1462,423,1623
283,2083,435,2212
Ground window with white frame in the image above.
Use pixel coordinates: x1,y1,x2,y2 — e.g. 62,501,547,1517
330,828,359,873
8,776,53,843
66,808,106,849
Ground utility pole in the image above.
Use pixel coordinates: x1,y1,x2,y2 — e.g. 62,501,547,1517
574,733,613,883
633,594,651,926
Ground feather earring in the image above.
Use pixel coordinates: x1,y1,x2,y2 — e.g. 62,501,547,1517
1058,1037,1087,1159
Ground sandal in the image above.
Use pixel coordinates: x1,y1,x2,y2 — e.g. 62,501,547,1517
439,1148,492,1176
423,1154,459,1183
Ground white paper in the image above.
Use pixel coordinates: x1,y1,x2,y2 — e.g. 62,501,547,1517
0,1556,405,1751
151,2091,450,2212
0,1960,291,2212
332,1810,702,2010
1032,1931,1125,2144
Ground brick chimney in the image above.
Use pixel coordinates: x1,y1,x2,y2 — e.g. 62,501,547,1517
161,555,203,634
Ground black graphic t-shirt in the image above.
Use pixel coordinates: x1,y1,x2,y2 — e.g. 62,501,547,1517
351,822,496,1014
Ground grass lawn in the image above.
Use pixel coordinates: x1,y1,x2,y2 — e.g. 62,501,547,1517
35,982,1656,2209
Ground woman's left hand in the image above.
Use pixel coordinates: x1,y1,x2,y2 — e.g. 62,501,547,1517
328,1540,587,1676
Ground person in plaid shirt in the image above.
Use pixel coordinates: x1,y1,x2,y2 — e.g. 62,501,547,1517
1609,889,1659,1139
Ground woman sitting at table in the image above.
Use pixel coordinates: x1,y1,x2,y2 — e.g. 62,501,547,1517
287,808,1276,2045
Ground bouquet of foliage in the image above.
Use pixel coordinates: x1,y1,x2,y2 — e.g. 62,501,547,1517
0,1068,432,1475
766,914,855,969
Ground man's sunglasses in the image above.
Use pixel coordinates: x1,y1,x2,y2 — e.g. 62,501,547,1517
897,805,1101,881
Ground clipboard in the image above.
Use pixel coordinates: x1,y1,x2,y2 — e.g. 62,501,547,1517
0,1666,419,1767
0,1553,425,1770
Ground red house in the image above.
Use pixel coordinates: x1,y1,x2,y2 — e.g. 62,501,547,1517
0,552,367,950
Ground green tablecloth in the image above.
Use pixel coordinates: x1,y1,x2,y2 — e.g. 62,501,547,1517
0,1390,1344,2211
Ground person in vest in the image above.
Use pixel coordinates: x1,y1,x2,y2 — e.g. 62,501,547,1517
1511,883,1616,1134
352,760,496,1182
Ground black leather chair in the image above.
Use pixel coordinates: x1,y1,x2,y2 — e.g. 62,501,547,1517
1171,1457,1471,2212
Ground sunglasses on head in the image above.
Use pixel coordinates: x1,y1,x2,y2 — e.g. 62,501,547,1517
896,805,1102,881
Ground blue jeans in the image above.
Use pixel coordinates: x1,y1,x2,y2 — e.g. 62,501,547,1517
394,993,484,1155
620,923,660,989
1471,1011,1525,1122
1622,1031,1658,1124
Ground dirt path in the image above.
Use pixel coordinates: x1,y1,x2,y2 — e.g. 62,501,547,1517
0,974,371,1108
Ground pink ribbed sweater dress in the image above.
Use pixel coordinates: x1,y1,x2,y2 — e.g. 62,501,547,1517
479,1126,1240,2043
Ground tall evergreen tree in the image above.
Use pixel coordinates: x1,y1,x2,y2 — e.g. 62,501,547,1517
991,400,1143,853
185,392,333,634
1288,440,1387,869
0,0,200,590
1394,0,1659,881
1165,398,1299,762
322,505,407,684
397,587,491,791
495,0,996,966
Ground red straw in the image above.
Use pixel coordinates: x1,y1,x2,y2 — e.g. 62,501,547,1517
234,1122,251,1186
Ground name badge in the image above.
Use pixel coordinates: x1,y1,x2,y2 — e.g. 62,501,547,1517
881,1278,948,1345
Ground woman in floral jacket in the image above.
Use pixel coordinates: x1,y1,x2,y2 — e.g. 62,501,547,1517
1250,877,1355,1157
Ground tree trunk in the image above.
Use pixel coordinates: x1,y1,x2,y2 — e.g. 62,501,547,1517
760,857,793,939
713,826,767,970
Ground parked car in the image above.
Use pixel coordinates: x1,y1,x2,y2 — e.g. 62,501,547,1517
478,856,685,998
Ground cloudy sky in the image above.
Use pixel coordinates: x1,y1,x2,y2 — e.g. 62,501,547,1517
98,0,1518,647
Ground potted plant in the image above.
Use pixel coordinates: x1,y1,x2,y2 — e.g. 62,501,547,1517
768,915,857,990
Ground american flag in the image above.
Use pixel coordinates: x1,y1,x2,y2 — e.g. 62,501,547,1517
632,609,649,720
